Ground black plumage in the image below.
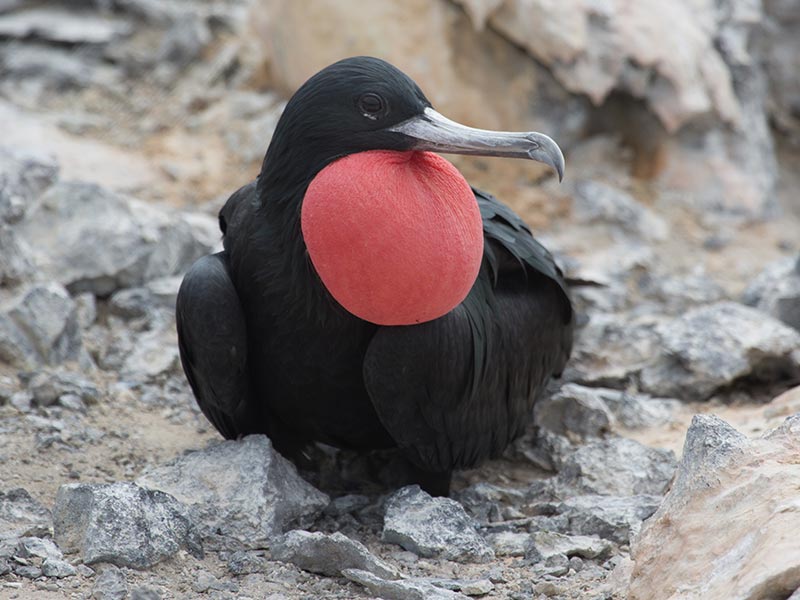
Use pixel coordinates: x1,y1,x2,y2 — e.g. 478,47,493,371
176,57,573,495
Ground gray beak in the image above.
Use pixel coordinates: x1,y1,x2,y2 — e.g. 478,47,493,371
389,107,565,181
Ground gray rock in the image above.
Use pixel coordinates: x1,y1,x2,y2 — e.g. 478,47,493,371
16,181,217,296
572,179,668,242
382,485,494,563
109,287,156,319
137,435,329,549
460,579,494,596
565,314,665,388
130,586,162,600
534,383,614,440
0,224,34,286
596,389,681,429
637,268,727,315
485,531,530,557
556,437,676,496
14,564,42,578
121,325,180,379
272,530,400,579
157,14,211,66
0,283,84,369
743,256,800,332
640,302,800,401
74,292,97,329
28,370,100,407
0,488,51,540
0,8,132,45
53,482,201,569
558,495,662,544
455,483,525,524
42,557,77,578
343,568,469,600
0,144,58,224
324,494,370,517
92,565,128,600
16,536,62,560
531,552,570,577
525,531,612,562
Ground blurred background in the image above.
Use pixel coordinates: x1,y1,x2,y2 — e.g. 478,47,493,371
1,2,800,598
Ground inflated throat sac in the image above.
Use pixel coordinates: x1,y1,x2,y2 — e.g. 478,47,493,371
301,150,484,326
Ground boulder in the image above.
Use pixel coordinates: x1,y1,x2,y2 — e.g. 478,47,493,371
137,435,329,549
628,414,800,599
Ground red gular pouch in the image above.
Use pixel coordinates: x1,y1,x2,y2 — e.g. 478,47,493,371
301,150,484,326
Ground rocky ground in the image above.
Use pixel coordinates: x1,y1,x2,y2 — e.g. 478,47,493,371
1,1,800,599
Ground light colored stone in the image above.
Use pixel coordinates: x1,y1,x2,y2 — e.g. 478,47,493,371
343,568,469,600
272,530,400,579
53,482,200,569
137,435,329,549
382,485,494,563
640,302,800,401
629,414,800,599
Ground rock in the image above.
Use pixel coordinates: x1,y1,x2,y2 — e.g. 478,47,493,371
556,437,676,496
534,383,614,440
0,488,51,540
742,256,800,332
637,268,727,315
525,531,612,562
324,494,370,517
640,302,800,401
136,435,329,549
108,287,157,319
121,325,180,379
53,482,201,569
558,495,662,544
92,565,128,600
156,14,211,66
28,370,100,407
0,144,58,224
14,564,42,578
0,283,84,369
628,414,800,599
595,389,681,430
0,8,133,45
16,536,62,561
130,587,161,600
460,579,494,596
382,486,494,563
73,292,97,329
455,482,525,524
532,553,570,578
272,530,400,579
42,557,77,578
564,314,664,388
0,224,35,286
16,181,217,296
764,0,800,143
250,0,587,159
343,568,469,600
485,531,530,557
571,180,668,242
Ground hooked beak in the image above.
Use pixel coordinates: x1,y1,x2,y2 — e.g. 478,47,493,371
389,107,565,181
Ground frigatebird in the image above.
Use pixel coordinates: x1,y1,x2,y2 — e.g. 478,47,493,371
177,56,573,495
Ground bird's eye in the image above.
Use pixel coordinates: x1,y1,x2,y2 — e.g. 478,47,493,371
357,93,385,120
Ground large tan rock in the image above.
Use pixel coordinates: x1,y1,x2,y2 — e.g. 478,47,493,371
455,0,742,132
245,0,584,134
627,411,800,600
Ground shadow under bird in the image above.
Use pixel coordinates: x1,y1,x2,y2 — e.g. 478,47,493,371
176,56,573,496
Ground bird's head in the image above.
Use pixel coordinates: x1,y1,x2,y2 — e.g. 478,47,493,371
259,56,565,326
261,56,564,186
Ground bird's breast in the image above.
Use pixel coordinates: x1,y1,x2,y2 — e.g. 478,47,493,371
300,150,484,326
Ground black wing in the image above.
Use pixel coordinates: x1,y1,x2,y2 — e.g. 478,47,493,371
363,187,573,473
176,252,252,439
